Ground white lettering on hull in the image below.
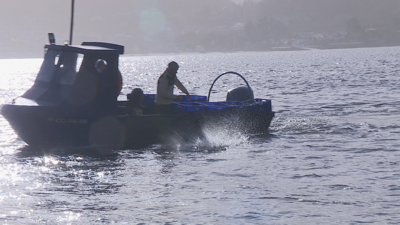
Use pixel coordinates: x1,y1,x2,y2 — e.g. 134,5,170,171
47,117,88,124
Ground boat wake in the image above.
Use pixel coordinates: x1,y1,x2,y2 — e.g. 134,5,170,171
162,119,250,152
202,124,249,147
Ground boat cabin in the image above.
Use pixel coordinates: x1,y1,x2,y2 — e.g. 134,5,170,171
21,42,124,110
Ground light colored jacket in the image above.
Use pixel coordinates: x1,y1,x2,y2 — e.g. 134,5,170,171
155,70,188,105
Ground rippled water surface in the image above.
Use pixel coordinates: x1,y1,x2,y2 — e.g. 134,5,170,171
1,47,400,224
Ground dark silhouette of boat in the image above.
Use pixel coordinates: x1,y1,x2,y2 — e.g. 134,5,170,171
1,36,274,149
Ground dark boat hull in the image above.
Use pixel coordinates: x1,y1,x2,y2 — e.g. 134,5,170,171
1,104,274,149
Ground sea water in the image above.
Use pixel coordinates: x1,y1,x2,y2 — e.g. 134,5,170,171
0,47,400,224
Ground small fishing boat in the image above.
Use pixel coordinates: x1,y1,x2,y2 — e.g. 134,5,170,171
1,35,275,149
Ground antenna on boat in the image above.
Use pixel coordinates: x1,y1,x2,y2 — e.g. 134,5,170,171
69,0,75,45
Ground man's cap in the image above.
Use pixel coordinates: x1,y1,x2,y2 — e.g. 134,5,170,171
168,61,179,70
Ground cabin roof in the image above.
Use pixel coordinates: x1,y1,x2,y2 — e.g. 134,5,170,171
45,42,124,55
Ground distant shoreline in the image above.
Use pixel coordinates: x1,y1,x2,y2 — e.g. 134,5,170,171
1,44,399,60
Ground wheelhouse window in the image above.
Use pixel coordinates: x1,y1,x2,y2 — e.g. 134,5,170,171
95,59,108,73
56,52,80,85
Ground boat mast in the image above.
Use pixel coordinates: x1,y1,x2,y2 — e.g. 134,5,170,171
69,0,75,44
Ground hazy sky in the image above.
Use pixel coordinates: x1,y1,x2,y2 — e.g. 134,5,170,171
0,0,245,49
1,0,399,58
231,0,244,4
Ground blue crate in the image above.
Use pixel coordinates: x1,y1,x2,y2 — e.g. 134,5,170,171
200,102,230,110
142,94,156,107
174,102,207,112
143,94,207,103
143,94,156,99
224,101,247,107
252,99,272,112
185,95,207,102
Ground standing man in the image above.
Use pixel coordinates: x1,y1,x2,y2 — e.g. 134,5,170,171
155,61,191,114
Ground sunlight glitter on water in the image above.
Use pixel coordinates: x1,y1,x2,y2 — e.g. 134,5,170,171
0,58,41,78
0,59,42,105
